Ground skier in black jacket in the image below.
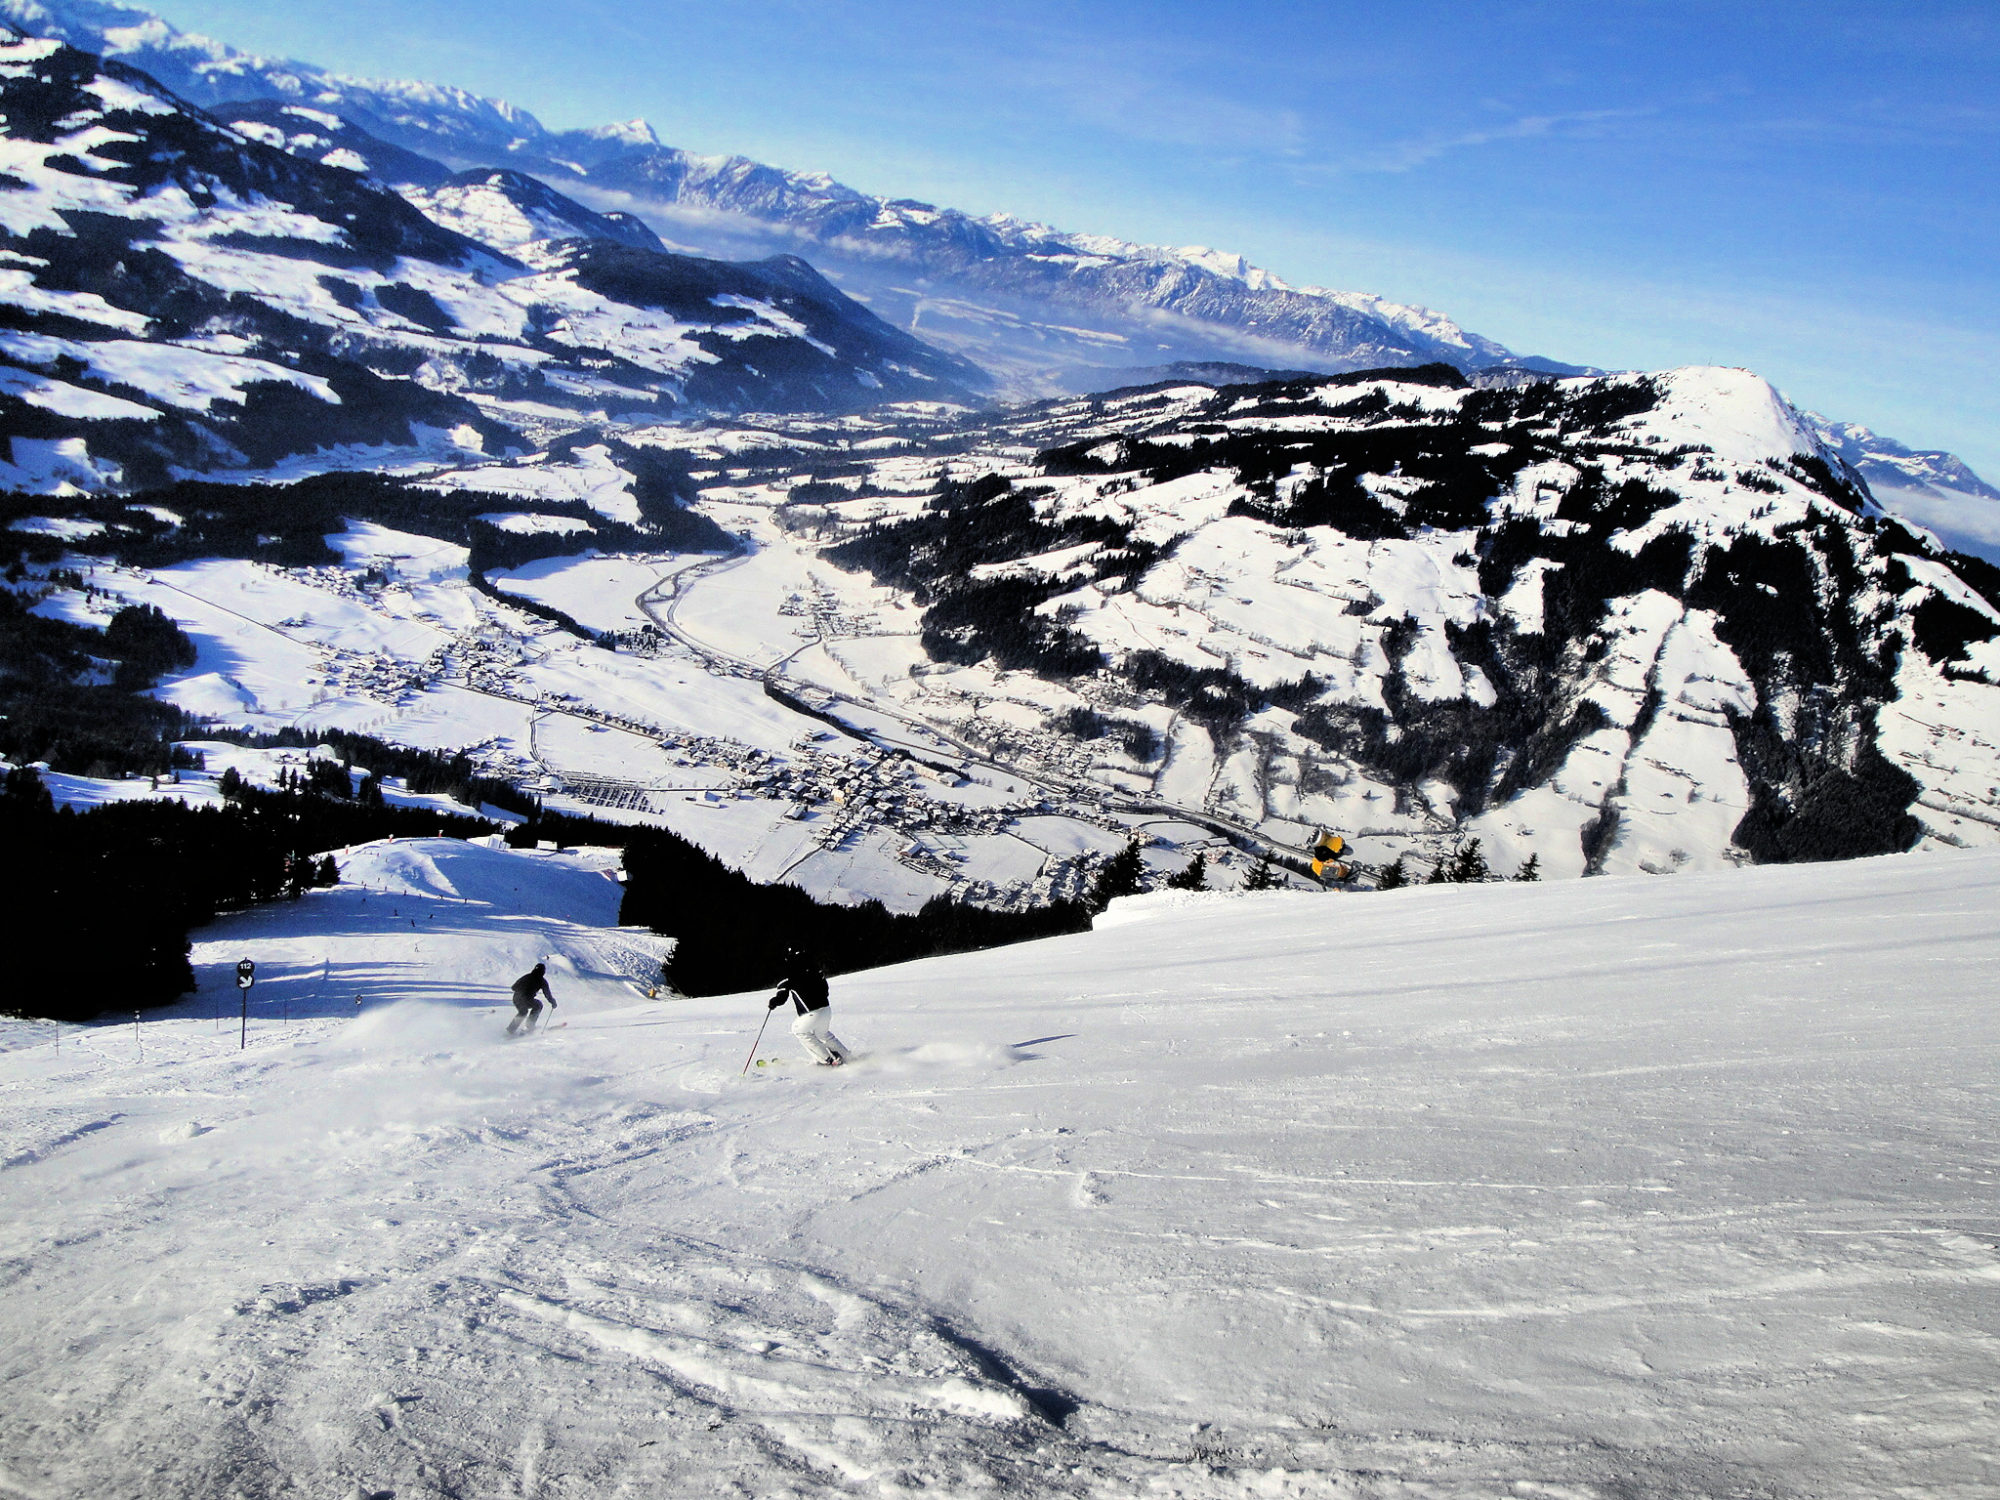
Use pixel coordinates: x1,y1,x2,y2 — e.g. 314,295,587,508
507,961,557,1036
768,948,848,1065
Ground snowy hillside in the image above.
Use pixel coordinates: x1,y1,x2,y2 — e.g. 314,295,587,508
2,835,1995,1497
793,364,2000,878
0,28,984,492
10,360,2000,914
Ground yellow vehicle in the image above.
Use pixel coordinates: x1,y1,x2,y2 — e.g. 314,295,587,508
1309,830,1352,883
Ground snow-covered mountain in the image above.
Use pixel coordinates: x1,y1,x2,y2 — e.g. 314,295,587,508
782,363,2000,879
206,101,670,255
12,360,1997,904
4,830,1996,1496
0,0,1578,393
0,0,556,159
15,0,1998,529
0,28,984,490
4,6,1998,898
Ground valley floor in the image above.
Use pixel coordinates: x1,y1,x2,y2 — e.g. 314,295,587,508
1,844,1996,1498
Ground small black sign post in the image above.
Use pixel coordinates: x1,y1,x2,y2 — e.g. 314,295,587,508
236,960,255,1049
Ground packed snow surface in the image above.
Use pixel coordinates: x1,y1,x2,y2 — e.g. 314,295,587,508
2,839,1996,1497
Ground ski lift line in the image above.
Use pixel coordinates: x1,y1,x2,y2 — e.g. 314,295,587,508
129,574,294,639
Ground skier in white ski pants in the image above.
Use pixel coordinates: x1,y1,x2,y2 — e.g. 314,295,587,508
767,948,849,1065
790,1006,845,1065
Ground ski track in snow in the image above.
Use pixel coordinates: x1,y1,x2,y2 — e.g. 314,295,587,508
1,840,1998,1497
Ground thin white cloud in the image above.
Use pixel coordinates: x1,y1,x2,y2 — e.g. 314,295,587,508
1327,106,1658,176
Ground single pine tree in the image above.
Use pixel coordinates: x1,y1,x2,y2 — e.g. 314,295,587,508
1243,857,1283,891
1514,853,1541,882
2,765,53,815
1377,855,1408,890
1166,853,1207,891
1089,839,1146,909
1448,839,1490,883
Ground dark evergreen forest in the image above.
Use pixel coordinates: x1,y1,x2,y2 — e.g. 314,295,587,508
0,580,204,776
0,764,496,1021
618,825,1098,998
0,460,731,579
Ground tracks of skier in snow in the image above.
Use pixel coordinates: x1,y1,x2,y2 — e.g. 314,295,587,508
0,1111,124,1170
2,1088,1828,1499
184,1157,1119,1497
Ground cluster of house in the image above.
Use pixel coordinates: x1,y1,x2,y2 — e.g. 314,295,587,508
776,585,879,641
742,741,1015,845
301,645,427,701
948,710,1131,791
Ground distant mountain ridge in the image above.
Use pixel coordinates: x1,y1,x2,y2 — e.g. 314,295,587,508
206,100,670,255
0,27,984,490
1808,416,2000,565
1810,417,2000,503
3,0,1994,541
0,0,1580,390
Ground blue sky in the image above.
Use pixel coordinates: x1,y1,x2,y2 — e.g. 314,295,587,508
154,0,2000,476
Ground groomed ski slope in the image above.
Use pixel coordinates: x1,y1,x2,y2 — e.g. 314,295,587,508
2,842,1996,1499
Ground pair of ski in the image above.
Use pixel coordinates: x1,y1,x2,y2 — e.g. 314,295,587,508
739,1007,848,1073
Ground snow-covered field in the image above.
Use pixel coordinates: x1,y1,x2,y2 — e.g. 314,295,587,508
2,839,1995,1498
17,514,1201,913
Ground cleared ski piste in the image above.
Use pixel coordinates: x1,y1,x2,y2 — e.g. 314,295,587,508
2,841,1996,1498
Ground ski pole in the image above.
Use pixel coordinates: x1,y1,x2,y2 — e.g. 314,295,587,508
739,1005,774,1075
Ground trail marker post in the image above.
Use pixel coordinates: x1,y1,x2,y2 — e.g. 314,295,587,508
236,960,255,1049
